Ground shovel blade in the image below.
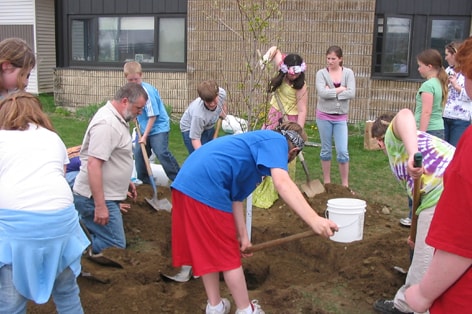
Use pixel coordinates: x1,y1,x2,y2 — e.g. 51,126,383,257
87,251,123,268
146,197,172,212
301,180,325,198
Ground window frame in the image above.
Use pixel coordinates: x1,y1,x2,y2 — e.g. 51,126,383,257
372,13,470,81
67,14,187,71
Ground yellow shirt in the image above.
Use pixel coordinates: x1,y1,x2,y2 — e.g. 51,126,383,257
270,81,304,115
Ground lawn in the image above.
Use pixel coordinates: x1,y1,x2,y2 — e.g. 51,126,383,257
41,93,407,219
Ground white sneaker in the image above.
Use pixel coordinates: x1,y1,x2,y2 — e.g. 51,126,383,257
399,217,411,227
235,300,265,314
206,298,230,314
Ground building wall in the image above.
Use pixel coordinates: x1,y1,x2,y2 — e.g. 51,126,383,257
54,68,188,113
55,0,429,123
35,0,56,93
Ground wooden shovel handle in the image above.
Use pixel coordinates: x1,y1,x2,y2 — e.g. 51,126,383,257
243,230,315,254
135,122,153,178
409,152,423,243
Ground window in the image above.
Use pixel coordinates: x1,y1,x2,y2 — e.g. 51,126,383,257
69,16,186,69
372,0,471,80
374,16,411,76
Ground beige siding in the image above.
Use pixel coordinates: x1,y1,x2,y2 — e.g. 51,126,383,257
35,0,56,93
0,0,35,23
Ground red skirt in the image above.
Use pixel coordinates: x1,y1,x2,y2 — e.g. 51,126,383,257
171,189,242,276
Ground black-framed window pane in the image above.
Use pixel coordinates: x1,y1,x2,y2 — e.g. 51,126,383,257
71,19,94,61
158,18,185,63
382,17,411,75
97,17,155,63
430,19,468,67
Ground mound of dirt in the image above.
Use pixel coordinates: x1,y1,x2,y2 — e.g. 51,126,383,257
28,183,411,314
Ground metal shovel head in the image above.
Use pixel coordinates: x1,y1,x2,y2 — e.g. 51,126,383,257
301,179,325,198
87,250,123,268
146,197,172,212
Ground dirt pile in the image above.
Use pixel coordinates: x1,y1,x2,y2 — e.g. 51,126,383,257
28,184,411,314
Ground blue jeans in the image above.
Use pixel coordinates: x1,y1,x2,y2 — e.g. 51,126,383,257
443,117,470,146
316,118,349,163
65,171,79,189
426,129,445,141
73,194,125,254
181,128,215,154
0,265,83,314
134,131,180,182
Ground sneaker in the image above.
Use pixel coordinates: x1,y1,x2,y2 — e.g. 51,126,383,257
373,299,412,314
399,217,411,227
235,300,265,314
206,298,230,314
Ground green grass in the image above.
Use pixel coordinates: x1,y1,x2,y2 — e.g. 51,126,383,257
40,93,406,215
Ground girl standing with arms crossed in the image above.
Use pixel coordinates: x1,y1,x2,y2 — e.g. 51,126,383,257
315,46,356,191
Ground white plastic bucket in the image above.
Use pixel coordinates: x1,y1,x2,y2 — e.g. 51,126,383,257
326,198,366,243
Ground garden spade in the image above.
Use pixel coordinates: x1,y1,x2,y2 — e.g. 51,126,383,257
135,123,172,212
298,152,325,197
273,93,324,198
79,220,123,268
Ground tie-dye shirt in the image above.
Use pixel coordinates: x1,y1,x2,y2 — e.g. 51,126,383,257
384,124,455,214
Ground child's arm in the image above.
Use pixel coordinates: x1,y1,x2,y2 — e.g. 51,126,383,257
139,116,156,144
261,46,283,69
295,85,308,128
232,201,251,255
418,91,433,132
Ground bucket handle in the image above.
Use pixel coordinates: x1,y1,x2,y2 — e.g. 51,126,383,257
325,210,362,229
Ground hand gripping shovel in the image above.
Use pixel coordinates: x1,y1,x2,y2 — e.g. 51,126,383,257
135,122,172,212
243,230,315,254
409,152,423,254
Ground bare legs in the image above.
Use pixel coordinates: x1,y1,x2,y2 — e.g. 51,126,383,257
339,161,349,187
202,266,251,310
321,160,350,188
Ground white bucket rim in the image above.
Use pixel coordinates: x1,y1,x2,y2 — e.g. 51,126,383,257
327,198,366,208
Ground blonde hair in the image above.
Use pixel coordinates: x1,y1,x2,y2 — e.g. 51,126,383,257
0,91,55,131
0,38,36,91
123,61,142,77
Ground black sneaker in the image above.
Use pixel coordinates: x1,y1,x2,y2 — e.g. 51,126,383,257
373,299,412,314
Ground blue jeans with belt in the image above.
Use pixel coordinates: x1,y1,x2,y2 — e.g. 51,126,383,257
73,194,125,254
